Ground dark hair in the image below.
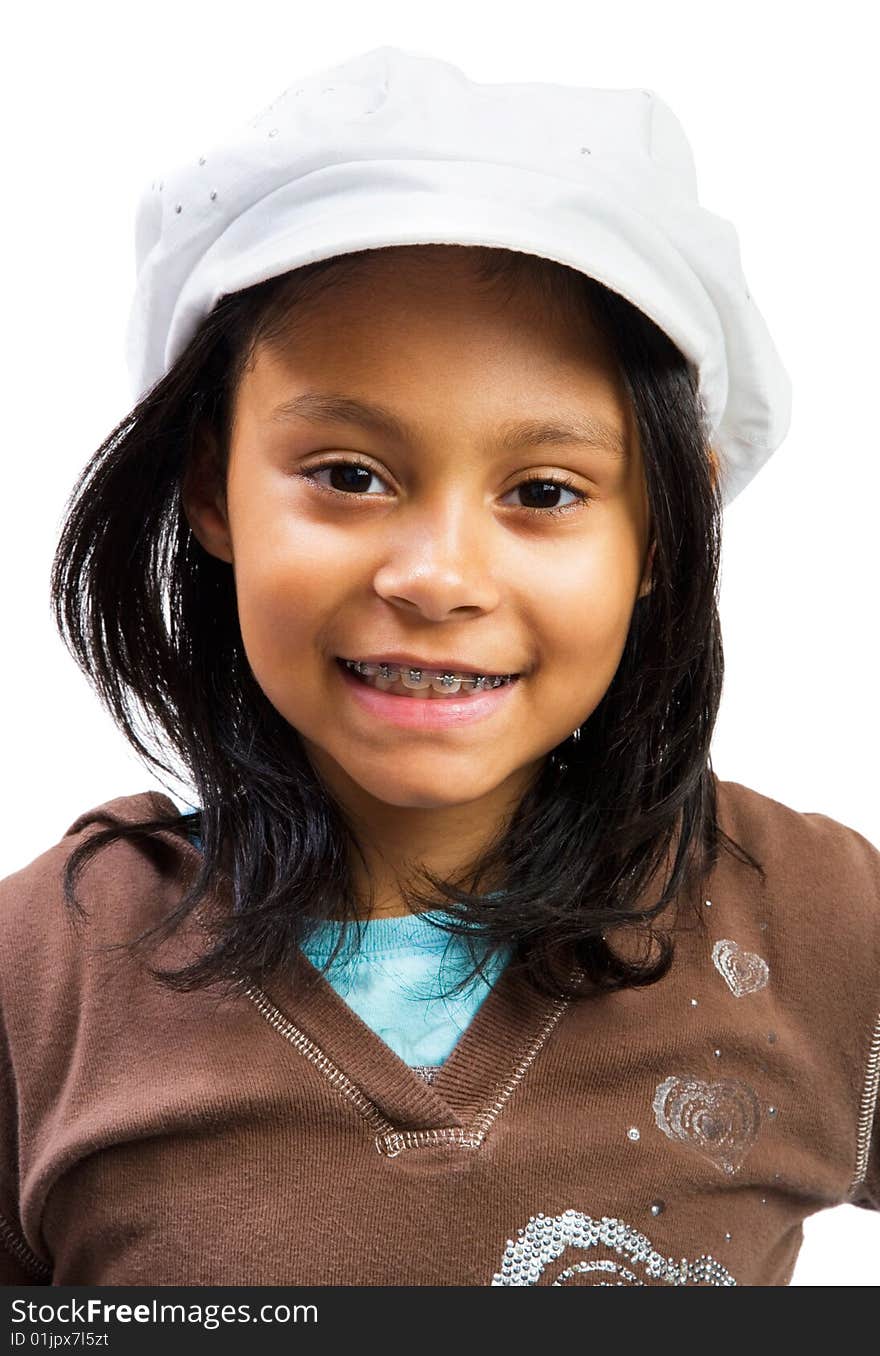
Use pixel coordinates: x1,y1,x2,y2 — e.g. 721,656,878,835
49,243,764,1005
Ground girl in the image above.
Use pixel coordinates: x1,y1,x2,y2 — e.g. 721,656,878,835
1,46,877,1288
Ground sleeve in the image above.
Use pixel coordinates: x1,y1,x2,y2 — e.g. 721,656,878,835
0,1016,51,1284
0,1224,43,1286
848,1037,880,1212
839,817,880,1213
790,802,880,1214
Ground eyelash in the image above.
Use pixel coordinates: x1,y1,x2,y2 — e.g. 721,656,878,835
297,459,592,518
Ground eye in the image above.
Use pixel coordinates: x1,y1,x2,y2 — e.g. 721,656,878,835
502,475,590,518
300,461,388,495
297,460,592,518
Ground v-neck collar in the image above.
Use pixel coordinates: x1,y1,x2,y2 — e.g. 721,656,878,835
147,793,573,1148
250,943,572,1140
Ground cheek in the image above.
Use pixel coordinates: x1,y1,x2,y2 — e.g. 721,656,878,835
229,512,355,675
529,541,640,688
537,537,639,632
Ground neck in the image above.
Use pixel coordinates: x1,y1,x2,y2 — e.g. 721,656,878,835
308,755,544,921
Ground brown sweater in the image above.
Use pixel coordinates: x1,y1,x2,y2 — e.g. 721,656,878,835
1,777,878,1287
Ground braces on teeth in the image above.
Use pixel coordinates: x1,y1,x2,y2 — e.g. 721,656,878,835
343,660,514,692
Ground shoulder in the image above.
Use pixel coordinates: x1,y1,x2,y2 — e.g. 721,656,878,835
0,789,187,928
714,775,879,866
0,790,196,1024
712,775,880,931
709,773,880,1024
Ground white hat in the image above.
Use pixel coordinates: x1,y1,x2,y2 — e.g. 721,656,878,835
126,45,792,507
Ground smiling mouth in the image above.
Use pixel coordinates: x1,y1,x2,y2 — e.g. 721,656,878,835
337,658,519,699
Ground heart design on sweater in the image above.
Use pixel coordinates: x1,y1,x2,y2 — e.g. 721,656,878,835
652,1075,761,1174
711,939,769,998
491,1210,737,1286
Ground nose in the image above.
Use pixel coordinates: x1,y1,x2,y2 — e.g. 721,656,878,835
371,494,502,621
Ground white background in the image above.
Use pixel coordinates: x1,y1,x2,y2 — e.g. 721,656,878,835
2,0,878,1284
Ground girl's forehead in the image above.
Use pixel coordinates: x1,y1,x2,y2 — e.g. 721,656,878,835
259,247,606,350
245,318,616,423
231,250,628,440
237,346,629,453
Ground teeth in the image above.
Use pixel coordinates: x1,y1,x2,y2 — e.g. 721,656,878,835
400,669,432,690
343,659,515,696
433,674,462,694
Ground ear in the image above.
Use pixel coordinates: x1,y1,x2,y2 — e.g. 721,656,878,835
181,421,234,565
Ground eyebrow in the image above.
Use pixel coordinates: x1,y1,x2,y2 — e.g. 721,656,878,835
269,390,628,460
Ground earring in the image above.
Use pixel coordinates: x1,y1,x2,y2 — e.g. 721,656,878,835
555,725,581,772
551,724,582,775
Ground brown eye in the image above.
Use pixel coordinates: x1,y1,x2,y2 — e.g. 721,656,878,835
324,464,377,493
300,460,389,495
516,479,577,510
504,476,590,518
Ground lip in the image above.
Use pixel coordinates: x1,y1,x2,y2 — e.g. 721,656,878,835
335,658,521,729
338,652,519,678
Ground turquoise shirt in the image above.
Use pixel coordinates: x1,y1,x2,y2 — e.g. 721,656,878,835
298,910,511,1066
181,808,511,1066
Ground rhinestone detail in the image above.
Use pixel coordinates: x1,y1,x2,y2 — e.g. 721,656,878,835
490,1210,736,1286
653,1075,761,1175
712,939,770,998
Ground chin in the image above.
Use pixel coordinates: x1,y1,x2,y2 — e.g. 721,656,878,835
350,766,497,812
366,781,487,812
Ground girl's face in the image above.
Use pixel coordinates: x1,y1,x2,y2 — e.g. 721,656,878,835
184,250,653,816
